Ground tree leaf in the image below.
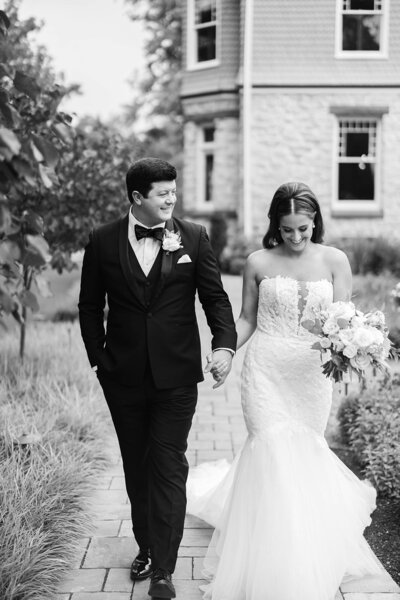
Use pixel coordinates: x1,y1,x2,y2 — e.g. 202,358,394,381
0,100,21,128
35,273,52,298
0,63,10,78
0,203,11,234
52,122,74,145
0,11,10,38
0,283,16,314
0,239,21,263
19,289,40,312
25,233,51,263
21,210,44,235
0,127,21,156
14,71,41,101
38,163,57,188
31,133,59,168
11,156,36,186
22,249,46,268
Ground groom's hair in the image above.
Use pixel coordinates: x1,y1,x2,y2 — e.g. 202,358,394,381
126,158,177,202
263,182,325,249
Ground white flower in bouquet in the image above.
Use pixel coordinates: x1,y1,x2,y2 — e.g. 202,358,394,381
350,352,372,371
342,344,358,359
319,337,332,349
338,328,354,346
329,301,357,323
322,318,339,335
302,301,396,383
352,326,384,348
365,310,386,329
351,315,366,328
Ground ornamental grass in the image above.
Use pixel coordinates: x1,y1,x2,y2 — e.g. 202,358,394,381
0,322,110,600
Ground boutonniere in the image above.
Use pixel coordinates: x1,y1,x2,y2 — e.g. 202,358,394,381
162,230,183,254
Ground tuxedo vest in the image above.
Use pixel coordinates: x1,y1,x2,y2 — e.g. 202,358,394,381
127,243,163,308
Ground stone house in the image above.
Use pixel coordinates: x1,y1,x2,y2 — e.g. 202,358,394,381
180,0,400,243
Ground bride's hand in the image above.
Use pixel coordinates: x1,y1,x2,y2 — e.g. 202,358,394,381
205,350,233,389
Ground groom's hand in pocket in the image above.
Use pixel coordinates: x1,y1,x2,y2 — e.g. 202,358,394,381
204,349,233,389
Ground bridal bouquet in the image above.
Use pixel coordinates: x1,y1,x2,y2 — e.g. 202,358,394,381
302,301,394,383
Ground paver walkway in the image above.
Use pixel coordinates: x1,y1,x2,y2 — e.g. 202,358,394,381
57,277,400,600
56,369,400,600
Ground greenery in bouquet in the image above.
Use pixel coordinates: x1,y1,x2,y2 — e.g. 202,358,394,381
302,301,396,383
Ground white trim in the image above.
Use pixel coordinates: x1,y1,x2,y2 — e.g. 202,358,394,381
335,0,390,59
242,0,253,238
187,0,220,70
187,59,220,71
331,114,382,216
196,124,216,209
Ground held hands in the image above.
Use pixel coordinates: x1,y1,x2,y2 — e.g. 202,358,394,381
204,349,233,389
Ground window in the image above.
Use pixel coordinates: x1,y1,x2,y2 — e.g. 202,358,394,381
187,0,219,69
332,114,384,215
197,125,215,205
336,0,389,58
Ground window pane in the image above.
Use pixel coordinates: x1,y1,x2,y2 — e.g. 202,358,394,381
339,163,375,200
205,154,214,202
197,26,216,61
345,132,369,157
195,0,217,25
349,0,375,10
204,127,215,142
342,15,380,50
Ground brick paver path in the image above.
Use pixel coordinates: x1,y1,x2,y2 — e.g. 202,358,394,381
58,276,400,600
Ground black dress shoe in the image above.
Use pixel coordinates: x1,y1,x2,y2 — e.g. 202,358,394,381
148,568,176,599
130,549,153,581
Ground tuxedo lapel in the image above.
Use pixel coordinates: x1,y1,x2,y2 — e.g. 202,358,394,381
118,214,145,306
151,218,175,306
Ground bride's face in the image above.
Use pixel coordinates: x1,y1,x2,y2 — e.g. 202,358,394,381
279,213,314,252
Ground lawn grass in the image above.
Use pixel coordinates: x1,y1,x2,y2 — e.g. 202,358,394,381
0,322,112,600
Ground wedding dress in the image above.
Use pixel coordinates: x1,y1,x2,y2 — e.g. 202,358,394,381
187,275,381,600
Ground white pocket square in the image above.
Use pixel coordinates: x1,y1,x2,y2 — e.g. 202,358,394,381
177,254,192,264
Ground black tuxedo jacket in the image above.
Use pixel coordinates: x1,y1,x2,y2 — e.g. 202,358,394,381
78,214,237,388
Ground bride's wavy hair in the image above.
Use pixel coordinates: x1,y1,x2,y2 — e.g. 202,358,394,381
262,182,325,249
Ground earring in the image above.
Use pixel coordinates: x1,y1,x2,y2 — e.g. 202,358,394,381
312,224,315,229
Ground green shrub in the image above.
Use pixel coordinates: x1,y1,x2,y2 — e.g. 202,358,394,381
337,378,400,498
209,212,228,266
389,326,400,350
334,237,400,277
220,235,262,274
51,308,79,322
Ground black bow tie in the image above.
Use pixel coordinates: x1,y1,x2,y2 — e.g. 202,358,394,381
135,224,164,242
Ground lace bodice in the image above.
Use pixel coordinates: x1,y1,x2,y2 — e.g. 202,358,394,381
257,275,333,338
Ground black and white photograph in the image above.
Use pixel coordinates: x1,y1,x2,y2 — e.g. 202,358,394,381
0,1,400,600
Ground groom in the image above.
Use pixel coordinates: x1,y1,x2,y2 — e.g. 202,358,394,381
78,157,236,599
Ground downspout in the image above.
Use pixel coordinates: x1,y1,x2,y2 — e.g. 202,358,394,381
242,0,254,238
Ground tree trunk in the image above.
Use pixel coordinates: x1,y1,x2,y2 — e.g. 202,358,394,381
19,266,33,362
19,305,27,361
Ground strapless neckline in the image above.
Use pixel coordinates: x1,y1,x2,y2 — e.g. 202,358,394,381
260,274,333,287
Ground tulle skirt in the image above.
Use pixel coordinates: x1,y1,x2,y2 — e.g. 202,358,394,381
186,423,381,600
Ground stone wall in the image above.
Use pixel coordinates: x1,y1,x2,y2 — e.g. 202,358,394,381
248,89,400,242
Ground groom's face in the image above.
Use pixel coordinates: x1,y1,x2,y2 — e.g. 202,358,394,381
135,180,177,226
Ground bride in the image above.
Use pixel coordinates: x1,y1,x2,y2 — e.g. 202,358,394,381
187,182,381,600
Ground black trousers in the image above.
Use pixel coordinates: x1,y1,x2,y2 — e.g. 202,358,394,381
98,367,197,573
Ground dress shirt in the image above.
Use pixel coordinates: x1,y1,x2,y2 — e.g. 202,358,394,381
128,210,165,276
